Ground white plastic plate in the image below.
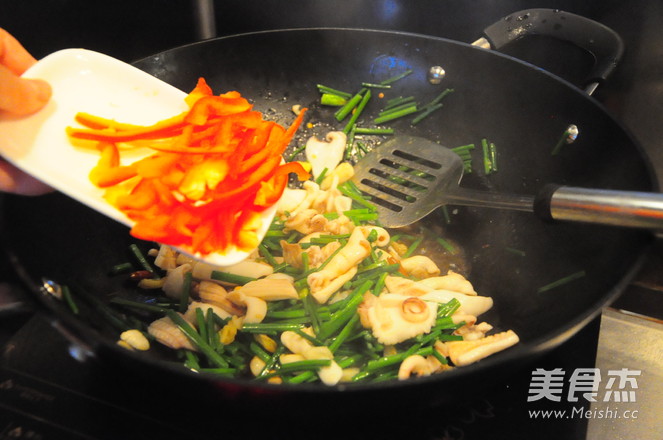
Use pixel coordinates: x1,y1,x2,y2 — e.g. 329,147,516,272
0,48,277,267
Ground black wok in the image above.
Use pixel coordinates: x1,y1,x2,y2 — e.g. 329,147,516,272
1,10,656,411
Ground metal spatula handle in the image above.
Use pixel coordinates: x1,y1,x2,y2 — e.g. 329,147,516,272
535,184,663,229
444,187,535,212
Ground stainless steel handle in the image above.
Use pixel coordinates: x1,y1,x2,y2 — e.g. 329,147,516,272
548,186,663,229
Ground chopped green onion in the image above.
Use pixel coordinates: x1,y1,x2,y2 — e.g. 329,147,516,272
384,95,416,110
320,93,347,106
111,297,169,314
437,298,461,318
422,88,454,109
129,244,160,279
354,127,395,135
240,322,305,333
335,88,367,122
315,167,329,185
258,243,279,267
317,280,373,341
411,102,443,125
361,82,392,89
328,314,361,353
286,144,306,162
316,84,352,99
403,236,423,258
374,104,418,124
380,68,414,85
537,270,586,293
61,285,79,315
110,262,133,275
338,181,378,211
343,89,372,134
482,138,494,175
435,237,456,254
166,310,229,368
210,271,256,286
179,271,192,313
258,359,331,380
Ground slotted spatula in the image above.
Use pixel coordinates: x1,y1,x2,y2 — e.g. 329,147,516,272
352,136,663,229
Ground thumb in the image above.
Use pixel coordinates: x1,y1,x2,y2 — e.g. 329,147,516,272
0,64,51,115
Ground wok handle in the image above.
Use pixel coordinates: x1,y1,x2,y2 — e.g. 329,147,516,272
534,184,663,229
473,9,624,95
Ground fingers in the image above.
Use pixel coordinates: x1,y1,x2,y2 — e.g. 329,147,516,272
0,29,51,115
0,28,38,75
0,28,54,195
0,65,51,115
0,160,53,195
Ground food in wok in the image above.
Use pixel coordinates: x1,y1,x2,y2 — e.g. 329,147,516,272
57,74,520,386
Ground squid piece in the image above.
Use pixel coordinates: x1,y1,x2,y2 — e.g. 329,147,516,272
161,263,192,299
454,321,494,341
320,162,355,190
354,225,391,248
276,187,307,214
421,290,493,317
284,209,330,235
305,131,347,180
436,330,520,366
191,259,274,284
399,255,441,279
307,227,371,301
310,266,357,304
228,291,267,324
418,271,477,296
197,280,245,316
310,184,353,215
236,276,299,301
384,276,431,297
361,293,438,345
397,354,451,380
280,330,343,386
148,315,196,351
281,238,342,270
184,300,233,323
153,245,178,270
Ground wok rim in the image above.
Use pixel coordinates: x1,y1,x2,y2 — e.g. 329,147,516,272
4,26,657,396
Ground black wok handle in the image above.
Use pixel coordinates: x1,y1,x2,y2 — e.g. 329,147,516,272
473,9,624,95
534,184,663,229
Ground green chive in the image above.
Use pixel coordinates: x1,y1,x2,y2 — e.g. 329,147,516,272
179,271,192,313
286,144,306,162
374,104,418,124
129,244,160,279
165,310,229,368
335,88,367,122
354,127,394,135
380,69,414,85
321,93,347,106
110,262,133,275
435,237,456,254
411,102,443,125
344,89,372,134
210,271,256,286
61,285,79,315
537,270,586,293
316,84,352,99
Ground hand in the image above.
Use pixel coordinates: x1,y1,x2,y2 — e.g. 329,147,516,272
0,28,53,195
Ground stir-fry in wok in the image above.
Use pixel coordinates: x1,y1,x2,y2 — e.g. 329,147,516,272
63,76,519,385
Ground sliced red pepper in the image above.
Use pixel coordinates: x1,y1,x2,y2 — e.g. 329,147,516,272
71,80,309,257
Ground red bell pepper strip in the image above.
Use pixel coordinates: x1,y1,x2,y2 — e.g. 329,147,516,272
68,78,309,257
